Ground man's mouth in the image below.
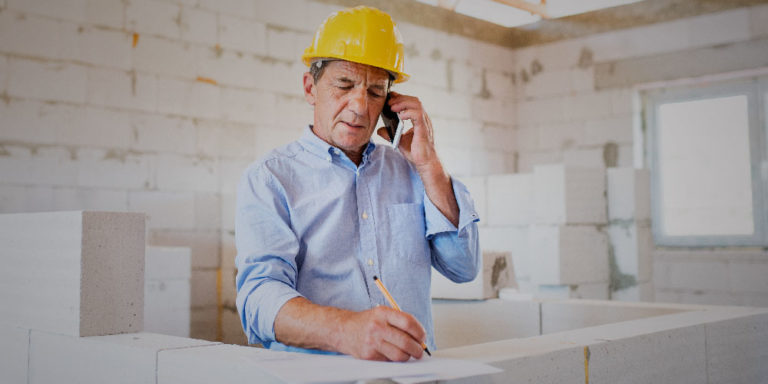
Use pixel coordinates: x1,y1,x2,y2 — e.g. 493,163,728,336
341,121,366,130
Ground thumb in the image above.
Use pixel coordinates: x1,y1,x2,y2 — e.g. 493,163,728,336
376,127,391,141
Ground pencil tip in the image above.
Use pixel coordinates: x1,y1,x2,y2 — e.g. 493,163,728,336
373,276,378,280
425,348,432,357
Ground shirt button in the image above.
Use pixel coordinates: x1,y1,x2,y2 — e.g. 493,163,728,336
367,259,374,266
362,212,368,219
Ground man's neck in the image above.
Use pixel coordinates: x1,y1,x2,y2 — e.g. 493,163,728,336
309,125,366,166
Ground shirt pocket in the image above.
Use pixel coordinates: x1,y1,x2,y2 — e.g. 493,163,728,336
385,203,430,266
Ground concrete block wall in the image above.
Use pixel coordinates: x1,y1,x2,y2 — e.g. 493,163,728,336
145,246,191,338
0,0,516,342
654,249,768,307
509,4,768,307
457,164,610,301
606,168,654,302
431,250,513,300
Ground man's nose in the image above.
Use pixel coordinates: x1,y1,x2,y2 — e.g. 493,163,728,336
347,87,368,116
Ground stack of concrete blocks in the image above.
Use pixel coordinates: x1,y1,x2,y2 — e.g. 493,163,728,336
530,164,610,299
434,165,610,300
0,211,219,383
144,246,192,338
431,175,524,299
606,168,654,302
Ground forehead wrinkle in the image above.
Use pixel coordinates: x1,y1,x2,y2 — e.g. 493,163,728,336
329,61,389,87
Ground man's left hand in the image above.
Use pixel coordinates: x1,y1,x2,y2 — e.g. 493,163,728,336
376,91,460,227
377,91,441,174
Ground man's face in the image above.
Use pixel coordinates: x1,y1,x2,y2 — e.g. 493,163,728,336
304,60,390,154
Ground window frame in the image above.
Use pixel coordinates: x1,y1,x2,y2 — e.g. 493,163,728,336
644,77,768,247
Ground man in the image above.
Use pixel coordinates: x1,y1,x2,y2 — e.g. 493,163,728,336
235,6,480,362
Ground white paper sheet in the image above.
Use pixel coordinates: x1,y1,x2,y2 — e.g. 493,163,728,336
252,353,501,383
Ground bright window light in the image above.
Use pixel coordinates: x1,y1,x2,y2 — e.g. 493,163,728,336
656,95,754,236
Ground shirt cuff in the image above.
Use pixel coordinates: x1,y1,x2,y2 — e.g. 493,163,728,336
424,177,480,239
246,280,303,345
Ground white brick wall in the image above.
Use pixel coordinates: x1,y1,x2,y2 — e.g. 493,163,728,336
608,222,653,282
180,7,217,45
613,281,655,302
8,58,87,103
87,67,157,112
479,226,531,280
145,246,191,338
126,0,181,40
218,14,267,55
7,0,87,23
533,164,607,224
530,224,609,285
78,27,133,70
86,0,124,29
486,173,534,226
156,77,219,119
0,11,79,60
607,167,651,221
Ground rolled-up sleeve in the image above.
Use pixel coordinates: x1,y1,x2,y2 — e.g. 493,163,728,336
423,177,481,283
235,165,303,346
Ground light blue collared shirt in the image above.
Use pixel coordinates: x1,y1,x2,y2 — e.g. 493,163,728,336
235,126,480,354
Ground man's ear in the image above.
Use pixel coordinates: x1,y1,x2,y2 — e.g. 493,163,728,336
303,72,316,106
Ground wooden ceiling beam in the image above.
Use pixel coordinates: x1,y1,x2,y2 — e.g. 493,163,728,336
490,0,549,18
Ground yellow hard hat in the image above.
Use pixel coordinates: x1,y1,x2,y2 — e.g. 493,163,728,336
302,6,410,83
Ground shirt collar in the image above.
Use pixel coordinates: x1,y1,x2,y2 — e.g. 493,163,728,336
300,125,377,162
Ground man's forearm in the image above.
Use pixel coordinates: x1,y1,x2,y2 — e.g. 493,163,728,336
417,160,459,227
273,296,428,361
273,296,347,352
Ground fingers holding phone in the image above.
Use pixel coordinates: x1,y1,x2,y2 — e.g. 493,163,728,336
378,92,437,169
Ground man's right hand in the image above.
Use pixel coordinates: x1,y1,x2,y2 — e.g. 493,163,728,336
336,305,426,361
273,297,427,361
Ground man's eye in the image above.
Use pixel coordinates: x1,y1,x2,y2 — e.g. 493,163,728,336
337,85,353,90
369,91,384,98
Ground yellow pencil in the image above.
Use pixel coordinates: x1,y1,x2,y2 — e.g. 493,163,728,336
372,275,432,357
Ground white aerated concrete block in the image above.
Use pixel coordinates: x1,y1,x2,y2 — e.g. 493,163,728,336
146,247,192,280
432,299,540,349
606,167,650,221
144,283,190,337
29,331,217,384
8,58,87,103
158,344,287,384
0,323,30,384
706,312,768,384
0,211,145,337
608,221,653,282
218,14,267,55
587,324,707,383
612,281,655,302
487,173,534,226
533,164,607,224
479,226,531,280
144,247,191,337
530,225,609,285
536,282,609,300
431,251,513,300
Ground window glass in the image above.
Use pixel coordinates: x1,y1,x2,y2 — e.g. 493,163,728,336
657,95,754,236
